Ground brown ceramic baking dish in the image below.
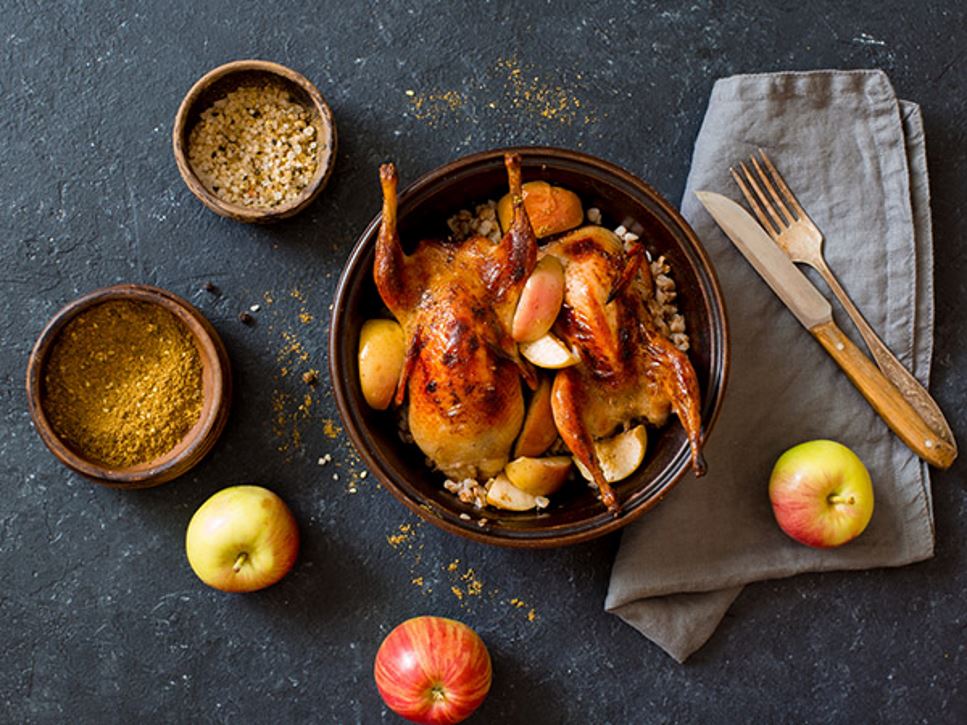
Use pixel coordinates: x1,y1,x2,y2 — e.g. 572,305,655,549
172,59,337,223
26,284,232,488
329,147,729,547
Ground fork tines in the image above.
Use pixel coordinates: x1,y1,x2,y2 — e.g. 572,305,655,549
730,149,811,238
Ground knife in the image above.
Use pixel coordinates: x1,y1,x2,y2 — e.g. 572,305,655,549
696,190,956,470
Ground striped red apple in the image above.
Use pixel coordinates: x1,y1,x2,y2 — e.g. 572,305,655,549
374,616,491,724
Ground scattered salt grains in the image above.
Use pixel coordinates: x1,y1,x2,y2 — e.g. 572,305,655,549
249,304,260,312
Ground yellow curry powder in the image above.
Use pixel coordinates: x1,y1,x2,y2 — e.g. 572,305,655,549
43,300,204,468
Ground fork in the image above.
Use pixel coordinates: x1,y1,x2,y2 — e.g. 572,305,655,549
731,148,956,453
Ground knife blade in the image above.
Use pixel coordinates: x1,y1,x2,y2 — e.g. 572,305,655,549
695,191,832,329
695,190,956,470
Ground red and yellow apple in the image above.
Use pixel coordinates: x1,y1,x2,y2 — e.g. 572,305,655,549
768,440,874,548
374,616,492,725
185,485,300,592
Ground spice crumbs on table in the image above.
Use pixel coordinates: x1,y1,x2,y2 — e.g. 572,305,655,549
386,523,413,548
322,418,341,439
203,281,220,295
238,311,255,325
302,369,318,386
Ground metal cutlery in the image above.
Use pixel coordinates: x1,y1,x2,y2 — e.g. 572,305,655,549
695,190,956,469
729,149,956,456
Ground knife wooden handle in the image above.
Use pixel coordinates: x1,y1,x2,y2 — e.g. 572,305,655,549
811,320,957,469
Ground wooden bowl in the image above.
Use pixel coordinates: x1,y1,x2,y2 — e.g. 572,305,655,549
172,59,337,223
26,284,232,488
329,147,730,547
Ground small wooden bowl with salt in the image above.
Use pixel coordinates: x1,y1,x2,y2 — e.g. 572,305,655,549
173,60,337,223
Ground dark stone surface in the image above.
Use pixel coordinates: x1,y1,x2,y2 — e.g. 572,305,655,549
2,1,964,722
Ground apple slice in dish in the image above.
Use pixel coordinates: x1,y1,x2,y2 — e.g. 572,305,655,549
505,455,572,497
358,319,406,410
497,181,584,238
574,425,648,484
519,332,580,369
514,377,558,458
485,474,549,511
512,255,565,343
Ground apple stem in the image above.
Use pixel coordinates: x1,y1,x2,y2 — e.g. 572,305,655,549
233,552,248,573
828,494,855,506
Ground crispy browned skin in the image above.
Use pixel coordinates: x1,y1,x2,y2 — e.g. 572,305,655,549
545,226,705,514
374,155,537,480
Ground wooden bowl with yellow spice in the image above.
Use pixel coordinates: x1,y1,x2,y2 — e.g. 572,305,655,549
173,59,337,223
26,284,232,488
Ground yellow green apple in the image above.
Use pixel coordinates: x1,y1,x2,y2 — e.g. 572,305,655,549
185,485,300,592
768,440,874,548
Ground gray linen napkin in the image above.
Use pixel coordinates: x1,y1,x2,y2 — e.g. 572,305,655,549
605,70,936,663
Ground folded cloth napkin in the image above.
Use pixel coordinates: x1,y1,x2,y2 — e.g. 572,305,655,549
605,70,936,663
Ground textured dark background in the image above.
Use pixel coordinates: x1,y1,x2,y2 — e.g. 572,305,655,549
2,1,964,722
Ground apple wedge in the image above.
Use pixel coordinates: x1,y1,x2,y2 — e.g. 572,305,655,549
514,377,558,457
498,181,583,238
485,474,548,511
505,456,572,497
358,319,406,410
512,255,565,342
519,332,580,369
574,425,648,484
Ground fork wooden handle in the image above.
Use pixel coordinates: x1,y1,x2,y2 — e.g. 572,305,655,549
811,320,957,469
815,259,958,453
